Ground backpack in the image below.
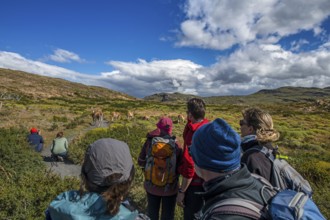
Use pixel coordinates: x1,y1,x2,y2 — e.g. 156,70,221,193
144,136,177,188
246,146,313,197
198,175,326,220
269,190,326,220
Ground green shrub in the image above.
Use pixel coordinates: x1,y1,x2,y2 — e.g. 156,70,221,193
52,115,68,122
0,128,79,220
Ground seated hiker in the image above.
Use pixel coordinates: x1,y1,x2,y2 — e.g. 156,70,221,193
46,138,147,220
189,118,274,220
27,127,44,152
138,117,183,220
50,131,68,162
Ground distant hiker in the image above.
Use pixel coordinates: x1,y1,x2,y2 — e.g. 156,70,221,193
50,131,68,162
27,127,44,152
176,98,209,220
138,117,183,220
190,118,274,220
46,138,149,220
240,107,280,183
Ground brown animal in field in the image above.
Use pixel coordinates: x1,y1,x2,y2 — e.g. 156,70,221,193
111,112,121,122
177,114,185,123
91,109,103,127
127,111,134,120
142,115,150,120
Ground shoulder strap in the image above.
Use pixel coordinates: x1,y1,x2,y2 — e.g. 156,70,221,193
202,197,265,220
162,134,176,141
245,146,275,162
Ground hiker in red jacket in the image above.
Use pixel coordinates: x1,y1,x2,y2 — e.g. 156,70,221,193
176,98,209,220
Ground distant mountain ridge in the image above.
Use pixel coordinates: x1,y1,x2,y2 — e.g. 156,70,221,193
1,68,329,104
144,86,330,104
0,68,136,101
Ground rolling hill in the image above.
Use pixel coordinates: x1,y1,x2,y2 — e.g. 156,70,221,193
0,68,136,101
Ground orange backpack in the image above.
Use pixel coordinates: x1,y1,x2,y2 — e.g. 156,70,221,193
144,136,177,187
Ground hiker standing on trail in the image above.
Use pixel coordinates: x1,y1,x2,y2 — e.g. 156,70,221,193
27,127,44,152
46,138,147,220
176,98,209,220
50,131,68,162
190,118,274,220
138,117,183,220
240,107,280,182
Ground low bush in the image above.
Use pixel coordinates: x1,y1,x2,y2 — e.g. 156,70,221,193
0,128,79,220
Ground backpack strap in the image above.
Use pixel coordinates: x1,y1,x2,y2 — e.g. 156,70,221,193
201,197,266,220
245,145,275,161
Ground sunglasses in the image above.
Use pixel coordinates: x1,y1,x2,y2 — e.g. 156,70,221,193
239,119,248,126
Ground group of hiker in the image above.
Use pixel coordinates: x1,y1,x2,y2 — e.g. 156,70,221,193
27,128,68,162
42,97,325,220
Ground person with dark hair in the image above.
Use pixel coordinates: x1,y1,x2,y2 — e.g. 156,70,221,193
190,119,274,219
46,138,142,220
27,127,44,152
50,131,68,162
176,98,209,220
138,117,183,220
240,107,280,182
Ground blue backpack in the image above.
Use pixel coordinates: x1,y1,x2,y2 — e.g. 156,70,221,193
199,176,326,220
270,190,326,220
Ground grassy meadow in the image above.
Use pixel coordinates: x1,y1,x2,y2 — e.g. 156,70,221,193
0,69,329,219
0,95,329,219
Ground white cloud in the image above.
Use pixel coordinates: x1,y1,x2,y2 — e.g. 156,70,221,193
0,44,330,98
290,39,309,52
48,48,84,63
176,0,330,50
102,59,204,97
0,51,93,83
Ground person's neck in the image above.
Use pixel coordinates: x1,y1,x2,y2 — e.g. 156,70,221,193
204,167,240,182
191,118,204,124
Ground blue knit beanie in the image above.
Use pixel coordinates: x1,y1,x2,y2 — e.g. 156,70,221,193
190,118,241,173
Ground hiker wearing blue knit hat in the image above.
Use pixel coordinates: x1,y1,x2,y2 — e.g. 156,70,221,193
190,118,274,220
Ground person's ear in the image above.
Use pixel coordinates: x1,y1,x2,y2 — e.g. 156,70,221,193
247,125,255,134
187,112,192,120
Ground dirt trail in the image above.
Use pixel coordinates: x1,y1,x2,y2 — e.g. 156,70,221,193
41,120,109,178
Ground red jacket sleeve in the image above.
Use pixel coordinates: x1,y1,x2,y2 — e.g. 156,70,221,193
178,144,195,178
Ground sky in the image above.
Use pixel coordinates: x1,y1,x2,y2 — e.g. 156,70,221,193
0,0,330,98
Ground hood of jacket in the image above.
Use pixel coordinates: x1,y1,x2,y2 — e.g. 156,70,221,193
48,190,138,220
